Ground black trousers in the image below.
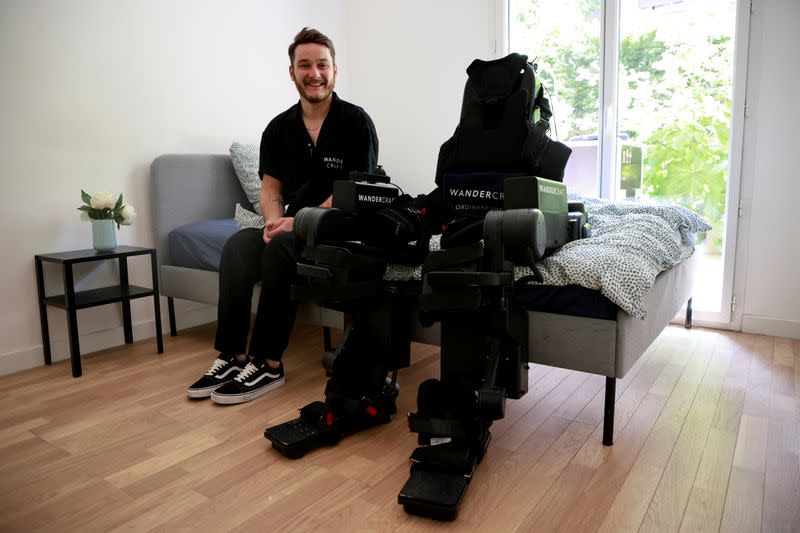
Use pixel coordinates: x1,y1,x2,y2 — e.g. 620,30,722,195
214,228,299,362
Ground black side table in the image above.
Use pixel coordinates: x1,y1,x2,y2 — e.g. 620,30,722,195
34,245,164,377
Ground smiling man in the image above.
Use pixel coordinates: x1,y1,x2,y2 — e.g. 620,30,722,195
186,27,379,404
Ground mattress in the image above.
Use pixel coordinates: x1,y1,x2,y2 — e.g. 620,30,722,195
387,195,710,319
167,219,617,320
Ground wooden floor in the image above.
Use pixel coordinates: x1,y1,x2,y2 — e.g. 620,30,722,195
0,323,798,532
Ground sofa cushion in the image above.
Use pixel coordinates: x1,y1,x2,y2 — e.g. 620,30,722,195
230,141,262,215
168,218,239,271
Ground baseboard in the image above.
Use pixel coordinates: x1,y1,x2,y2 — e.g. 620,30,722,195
0,305,218,377
741,314,800,340
167,303,218,334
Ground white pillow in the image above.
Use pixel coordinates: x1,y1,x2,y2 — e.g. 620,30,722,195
234,203,265,230
230,141,262,215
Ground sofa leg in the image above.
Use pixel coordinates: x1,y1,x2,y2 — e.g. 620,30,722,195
603,376,616,446
168,297,177,336
684,297,693,329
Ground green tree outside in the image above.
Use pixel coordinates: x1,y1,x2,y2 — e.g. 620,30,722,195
512,0,735,252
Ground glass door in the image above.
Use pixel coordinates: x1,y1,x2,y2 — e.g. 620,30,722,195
507,0,747,324
509,0,603,195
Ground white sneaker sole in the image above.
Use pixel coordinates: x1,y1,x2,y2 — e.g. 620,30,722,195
187,386,218,399
186,378,236,399
210,377,286,405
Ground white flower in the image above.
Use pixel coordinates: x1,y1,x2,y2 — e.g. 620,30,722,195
90,191,116,210
79,189,133,227
120,204,136,225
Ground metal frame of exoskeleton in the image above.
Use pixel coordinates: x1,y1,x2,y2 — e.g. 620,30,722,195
264,174,417,460
396,50,588,519
397,176,589,520
262,173,589,521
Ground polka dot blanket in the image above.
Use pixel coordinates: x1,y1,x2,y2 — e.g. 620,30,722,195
384,195,711,319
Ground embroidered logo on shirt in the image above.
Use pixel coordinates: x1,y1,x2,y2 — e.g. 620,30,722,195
323,156,344,170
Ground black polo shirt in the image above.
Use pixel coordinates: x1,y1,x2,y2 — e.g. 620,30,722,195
258,92,379,217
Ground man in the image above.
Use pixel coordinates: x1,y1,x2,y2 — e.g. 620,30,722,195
187,27,379,404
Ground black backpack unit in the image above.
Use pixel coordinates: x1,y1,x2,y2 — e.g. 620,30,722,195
432,53,572,228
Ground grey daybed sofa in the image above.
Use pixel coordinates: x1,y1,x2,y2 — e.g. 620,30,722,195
150,153,696,445
150,154,345,336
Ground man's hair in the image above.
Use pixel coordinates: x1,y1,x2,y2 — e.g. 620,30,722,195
288,27,336,65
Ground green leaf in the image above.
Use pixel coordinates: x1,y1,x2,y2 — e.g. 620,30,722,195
81,189,92,206
78,206,93,213
114,194,123,213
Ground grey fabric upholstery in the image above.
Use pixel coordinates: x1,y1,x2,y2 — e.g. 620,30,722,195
529,253,696,379
150,154,250,267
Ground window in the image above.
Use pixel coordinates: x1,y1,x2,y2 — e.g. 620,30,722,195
507,0,745,323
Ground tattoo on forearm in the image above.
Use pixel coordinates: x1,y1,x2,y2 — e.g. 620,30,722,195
266,192,283,205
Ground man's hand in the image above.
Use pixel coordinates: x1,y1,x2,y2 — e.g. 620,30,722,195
263,216,294,243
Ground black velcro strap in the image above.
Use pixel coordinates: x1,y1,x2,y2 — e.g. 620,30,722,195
440,218,485,249
324,390,362,419
301,244,386,277
422,242,484,275
299,401,336,431
407,413,468,440
409,444,476,476
359,200,431,265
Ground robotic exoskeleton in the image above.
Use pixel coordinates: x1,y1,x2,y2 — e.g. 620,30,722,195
265,52,591,521
398,176,588,520
264,168,428,459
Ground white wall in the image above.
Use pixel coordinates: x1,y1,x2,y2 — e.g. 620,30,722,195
733,0,800,338
0,0,348,374
1,0,797,377
345,0,498,195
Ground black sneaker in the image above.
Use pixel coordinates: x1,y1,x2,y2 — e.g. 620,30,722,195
210,360,285,404
186,354,248,399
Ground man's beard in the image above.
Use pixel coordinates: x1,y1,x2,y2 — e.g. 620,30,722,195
294,76,335,103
